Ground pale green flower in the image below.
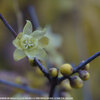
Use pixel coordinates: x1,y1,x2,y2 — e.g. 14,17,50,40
13,20,49,61
45,26,62,48
45,26,64,66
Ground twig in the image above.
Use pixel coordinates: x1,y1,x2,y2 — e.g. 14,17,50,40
28,6,40,30
49,84,56,98
74,51,100,71
0,79,46,96
0,14,17,37
34,57,51,81
13,0,23,33
49,78,57,98
58,51,100,83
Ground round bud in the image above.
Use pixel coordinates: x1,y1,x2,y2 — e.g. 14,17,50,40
84,63,90,70
15,77,22,84
79,70,90,81
70,76,83,89
60,64,73,76
82,61,90,70
15,77,28,93
15,77,28,85
28,59,36,66
49,68,58,78
35,67,44,76
61,79,72,91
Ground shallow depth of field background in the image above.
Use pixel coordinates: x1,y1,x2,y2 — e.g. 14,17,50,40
0,0,100,100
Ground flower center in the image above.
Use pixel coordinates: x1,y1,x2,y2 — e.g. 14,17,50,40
21,35,37,50
23,40,34,49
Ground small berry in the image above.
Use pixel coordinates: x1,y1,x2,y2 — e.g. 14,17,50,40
35,67,44,76
29,59,41,67
29,59,36,66
49,68,58,78
60,64,73,76
84,63,90,70
61,79,72,91
15,77,22,84
70,76,83,89
82,61,90,70
79,70,90,81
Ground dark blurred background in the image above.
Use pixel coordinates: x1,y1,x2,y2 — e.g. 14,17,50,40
0,0,100,100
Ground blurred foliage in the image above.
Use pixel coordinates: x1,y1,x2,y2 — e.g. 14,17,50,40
0,0,100,100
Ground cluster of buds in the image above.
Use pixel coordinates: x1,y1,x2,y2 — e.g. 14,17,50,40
48,62,90,91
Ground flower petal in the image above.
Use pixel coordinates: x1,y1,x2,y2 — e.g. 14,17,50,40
31,28,46,39
24,48,38,60
23,20,32,34
39,36,49,47
35,48,48,60
13,32,23,50
13,49,26,61
25,47,47,60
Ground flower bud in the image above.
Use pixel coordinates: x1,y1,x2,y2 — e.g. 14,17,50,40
84,63,90,70
82,61,90,70
61,79,72,91
79,70,90,81
35,67,44,76
29,59,36,66
60,64,73,76
49,68,58,78
29,58,41,67
70,76,83,89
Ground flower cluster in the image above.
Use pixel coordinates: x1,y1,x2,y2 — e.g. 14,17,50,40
49,62,90,91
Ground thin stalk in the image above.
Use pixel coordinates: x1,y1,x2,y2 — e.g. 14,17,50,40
34,57,51,81
49,84,56,98
13,0,23,33
0,79,46,96
28,6,40,30
58,51,100,83
49,78,57,98
0,14,17,37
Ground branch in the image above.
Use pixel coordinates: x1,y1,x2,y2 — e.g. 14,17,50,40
28,6,40,30
0,14,17,38
49,84,56,98
13,0,23,33
49,78,57,98
0,79,46,96
34,57,51,81
58,51,100,83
